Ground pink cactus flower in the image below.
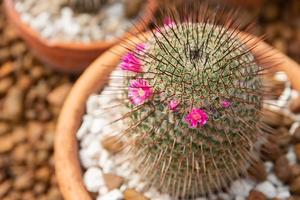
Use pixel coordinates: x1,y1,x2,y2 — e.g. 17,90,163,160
185,108,208,128
169,100,180,111
221,100,231,108
129,79,153,105
120,52,142,73
163,17,176,27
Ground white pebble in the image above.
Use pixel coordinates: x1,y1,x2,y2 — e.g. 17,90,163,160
79,149,98,168
90,118,108,133
76,115,93,140
230,179,252,197
87,95,100,115
276,191,291,199
61,7,73,18
286,147,297,165
83,167,104,193
144,187,161,199
99,186,109,195
80,132,97,148
235,196,245,200
153,194,172,200
267,173,283,187
255,181,277,199
97,189,123,200
218,192,232,200
264,161,273,173
98,149,110,168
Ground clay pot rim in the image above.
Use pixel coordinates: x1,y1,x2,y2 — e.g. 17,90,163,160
4,0,157,50
54,33,300,200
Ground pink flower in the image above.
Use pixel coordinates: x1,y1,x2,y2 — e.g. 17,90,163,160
120,52,142,73
129,79,153,105
185,108,208,128
221,100,231,108
163,17,176,27
169,100,180,111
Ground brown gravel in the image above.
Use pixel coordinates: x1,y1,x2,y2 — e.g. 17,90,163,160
248,190,267,200
0,0,299,199
0,2,74,199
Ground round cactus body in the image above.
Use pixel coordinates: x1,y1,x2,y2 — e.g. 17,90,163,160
102,7,270,199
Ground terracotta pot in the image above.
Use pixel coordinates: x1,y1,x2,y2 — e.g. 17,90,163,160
54,34,300,200
4,0,157,74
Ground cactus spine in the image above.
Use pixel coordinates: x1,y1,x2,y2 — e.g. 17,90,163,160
102,5,271,199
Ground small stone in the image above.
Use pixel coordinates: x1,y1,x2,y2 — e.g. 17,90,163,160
76,115,93,140
33,182,47,195
101,135,124,154
10,42,26,57
248,160,267,182
287,147,297,165
83,167,104,193
267,173,283,187
230,179,253,197
264,161,274,173
103,173,124,191
26,121,44,144
99,189,123,200
248,190,267,200
11,127,27,144
0,49,10,62
90,118,107,133
291,165,300,179
0,77,13,94
290,96,300,114
17,74,32,91
0,181,12,198
0,134,14,153
47,83,72,107
124,0,144,18
0,62,14,78
255,181,276,199
0,87,24,122
261,108,283,127
271,127,291,148
11,143,29,163
35,166,51,183
261,141,282,161
30,66,44,80
47,187,63,200
293,126,300,143
124,189,149,200
277,188,291,199
0,122,11,135
291,177,300,195
13,171,34,190
295,144,300,161
274,156,291,183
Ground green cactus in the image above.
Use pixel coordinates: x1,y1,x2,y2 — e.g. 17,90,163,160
103,6,270,199
66,0,106,12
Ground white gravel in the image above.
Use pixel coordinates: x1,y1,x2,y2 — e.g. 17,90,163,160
15,0,142,42
76,70,299,200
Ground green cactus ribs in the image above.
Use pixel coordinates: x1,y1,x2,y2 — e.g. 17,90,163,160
105,5,271,199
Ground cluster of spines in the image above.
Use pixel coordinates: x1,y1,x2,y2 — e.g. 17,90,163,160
97,3,278,199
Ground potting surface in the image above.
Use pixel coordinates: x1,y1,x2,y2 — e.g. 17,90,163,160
1,0,300,200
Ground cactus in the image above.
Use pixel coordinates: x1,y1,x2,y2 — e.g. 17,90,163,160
101,4,272,199
66,0,106,13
